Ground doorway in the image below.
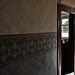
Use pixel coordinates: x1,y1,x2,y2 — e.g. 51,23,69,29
57,4,75,75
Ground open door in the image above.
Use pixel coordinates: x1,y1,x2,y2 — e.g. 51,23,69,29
57,4,75,75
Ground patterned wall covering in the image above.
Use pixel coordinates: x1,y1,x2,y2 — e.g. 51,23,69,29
0,32,57,65
0,32,57,75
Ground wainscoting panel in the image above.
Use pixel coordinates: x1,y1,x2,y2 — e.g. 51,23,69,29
0,32,57,75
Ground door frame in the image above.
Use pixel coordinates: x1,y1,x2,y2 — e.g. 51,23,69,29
57,3,75,75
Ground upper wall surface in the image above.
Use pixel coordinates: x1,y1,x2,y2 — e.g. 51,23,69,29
58,0,75,9
0,0,57,35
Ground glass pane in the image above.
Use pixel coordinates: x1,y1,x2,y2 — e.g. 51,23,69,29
62,19,69,25
61,11,69,39
62,26,69,38
62,26,69,33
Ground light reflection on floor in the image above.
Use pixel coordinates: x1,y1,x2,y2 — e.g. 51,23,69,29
65,72,74,75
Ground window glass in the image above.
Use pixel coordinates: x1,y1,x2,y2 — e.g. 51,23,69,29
61,11,69,39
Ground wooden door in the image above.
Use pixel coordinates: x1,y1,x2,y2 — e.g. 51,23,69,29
57,3,75,75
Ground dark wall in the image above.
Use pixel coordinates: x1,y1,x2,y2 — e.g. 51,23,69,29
0,32,57,75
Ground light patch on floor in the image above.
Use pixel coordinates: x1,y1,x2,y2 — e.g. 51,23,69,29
65,72,74,75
